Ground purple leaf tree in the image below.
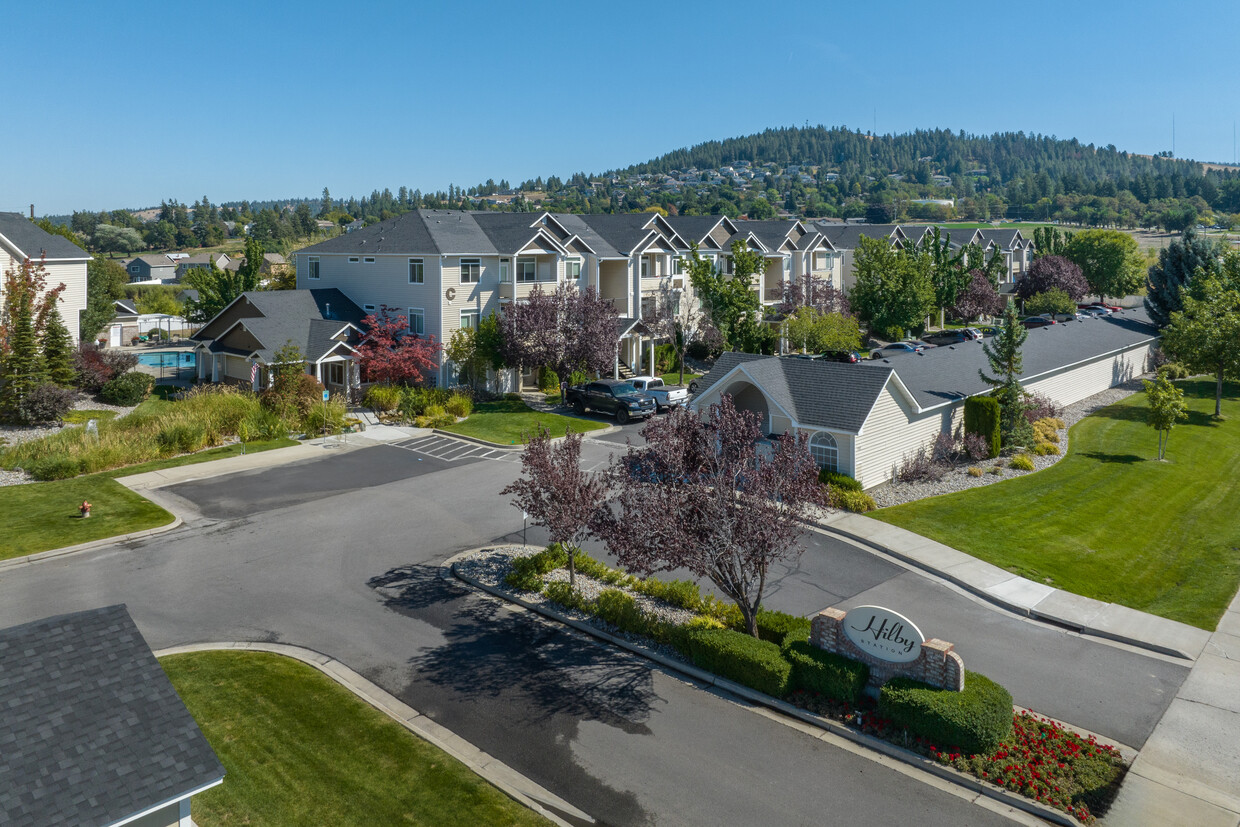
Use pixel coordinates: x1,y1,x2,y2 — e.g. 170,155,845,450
778,272,851,318
1015,255,1089,301
500,283,619,384
597,396,824,637
950,269,1006,322
500,425,606,588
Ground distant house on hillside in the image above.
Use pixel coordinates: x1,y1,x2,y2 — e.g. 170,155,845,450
127,253,179,282
176,252,231,278
0,212,90,342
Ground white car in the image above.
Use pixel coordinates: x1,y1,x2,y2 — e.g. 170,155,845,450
629,376,689,411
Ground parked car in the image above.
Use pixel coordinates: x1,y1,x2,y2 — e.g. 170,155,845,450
1021,316,1056,329
921,328,981,346
1077,306,1111,317
820,350,862,363
781,353,822,360
1077,303,1116,314
977,325,1001,337
629,376,689,411
870,341,935,359
565,379,657,423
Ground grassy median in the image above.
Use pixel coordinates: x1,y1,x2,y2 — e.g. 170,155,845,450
441,398,606,445
162,651,550,827
869,379,1240,630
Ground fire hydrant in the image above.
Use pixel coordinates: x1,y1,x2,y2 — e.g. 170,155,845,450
79,500,92,518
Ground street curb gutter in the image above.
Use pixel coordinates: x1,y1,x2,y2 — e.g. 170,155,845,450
0,514,182,573
155,642,595,827
817,521,1195,662
444,549,1075,827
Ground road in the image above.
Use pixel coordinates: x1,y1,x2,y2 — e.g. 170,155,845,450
0,435,1188,824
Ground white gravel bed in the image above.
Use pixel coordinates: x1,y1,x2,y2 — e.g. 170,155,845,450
455,545,698,662
0,396,140,487
868,376,1150,509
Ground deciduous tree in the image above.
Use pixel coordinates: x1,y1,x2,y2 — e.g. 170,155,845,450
1161,276,1240,417
356,305,442,385
183,258,263,323
597,397,824,638
1064,229,1144,302
1016,255,1089,302
499,283,619,382
501,426,606,588
849,235,935,340
783,307,862,354
649,277,705,386
1143,374,1188,460
685,242,761,351
1145,228,1220,328
1025,288,1076,317
950,269,1005,322
777,272,850,318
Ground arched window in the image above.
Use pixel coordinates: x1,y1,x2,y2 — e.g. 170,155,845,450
810,431,838,473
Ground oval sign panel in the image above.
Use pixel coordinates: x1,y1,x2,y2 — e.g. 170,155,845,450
842,605,925,663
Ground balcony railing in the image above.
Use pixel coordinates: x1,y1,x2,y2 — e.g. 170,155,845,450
763,286,785,302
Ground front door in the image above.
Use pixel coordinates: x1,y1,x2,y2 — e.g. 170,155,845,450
108,324,122,347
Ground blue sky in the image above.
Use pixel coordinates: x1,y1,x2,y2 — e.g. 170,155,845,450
5,0,1239,215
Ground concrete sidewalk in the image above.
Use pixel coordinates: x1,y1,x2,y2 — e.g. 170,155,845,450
820,513,1212,662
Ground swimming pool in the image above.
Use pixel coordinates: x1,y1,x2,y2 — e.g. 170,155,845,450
136,351,196,368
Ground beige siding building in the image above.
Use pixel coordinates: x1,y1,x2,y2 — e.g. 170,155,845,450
0,213,90,343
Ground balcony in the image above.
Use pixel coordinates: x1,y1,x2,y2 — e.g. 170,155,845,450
763,286,785,303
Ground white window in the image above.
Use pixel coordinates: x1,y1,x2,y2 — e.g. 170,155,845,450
517,258,536,283
408,307,424,335
460,258,481,283
640,257,649,278
810,432,839,473
499,258,510,283
565,258,581,281
408,258,423,284
363,256,375,264
307,256,320,279
349,256,360,263
672,257,683,275
326,362,345,385
363,304,376,314
130,264,139,273
460,310,479,330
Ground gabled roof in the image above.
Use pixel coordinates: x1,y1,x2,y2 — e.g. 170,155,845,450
193,288,366,363
299,210,443,255
0,606,224,827
693,351,893,433
741,220,800,252
816,223,902,251
0,212,89,260
554,214,622,257
573,213,663,256
131,254,178,268
114,298,138,315
976,228,1024,249
663,215,729,247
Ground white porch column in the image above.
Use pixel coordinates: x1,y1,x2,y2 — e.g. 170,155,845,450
211,354,219,383
197,352,206,381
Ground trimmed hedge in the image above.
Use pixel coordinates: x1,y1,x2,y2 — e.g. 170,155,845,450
963,396,1001,459
687,628,791,697
818,469,861,491
878,670,1014,755
101,371,155,406
752,608,812,647
783,640,869,704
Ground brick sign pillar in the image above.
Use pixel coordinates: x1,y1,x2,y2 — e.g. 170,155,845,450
811,607,964,694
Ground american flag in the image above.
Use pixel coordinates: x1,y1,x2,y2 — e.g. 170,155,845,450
250,363,258,384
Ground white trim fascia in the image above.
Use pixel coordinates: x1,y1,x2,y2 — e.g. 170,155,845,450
513,228,569,256
688,360,800,428
106,777,224,827
719,216,741,236
328,322,362,339
562,234,599,256
740,232,770,253
316,340,358,361
193,293,253,340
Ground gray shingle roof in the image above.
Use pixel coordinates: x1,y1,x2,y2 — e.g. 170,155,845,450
572,214,655,256
0,212,88,260
298,210,444,255
193,288,366,362
882,308,1157,410
816,223,901,251
693,352,894,433
664,216,727,246
0,606,223,827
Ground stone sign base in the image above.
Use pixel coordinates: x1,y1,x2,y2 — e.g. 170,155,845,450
811,608,964,694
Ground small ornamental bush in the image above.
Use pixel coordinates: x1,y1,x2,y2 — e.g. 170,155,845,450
750,609,811,647
1023,393,1062,424
964,396,1001,459
988,465,1003,475
445,393,473,418
505,545,568,591
878,670,1015,755
828,487,877,513
819,469,862,491
1032,419,1060,444
303,397,347,434
538,369,560,394
27,454,82,480
16,383,76,425
74,344,139,393
594,589,649,635
1156,362,1191,381
897,445,946,483
782,640,869,703
543,581,589,611
931,431,963,465
1031,441,1059,456
961,432,991,462
156,421,208,454
686,628,792,697
967,466,984,477
365,384,401,413
1010,453,1035,471
101,371,155,406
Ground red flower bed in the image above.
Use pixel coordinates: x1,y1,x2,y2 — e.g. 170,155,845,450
788,694,1126,824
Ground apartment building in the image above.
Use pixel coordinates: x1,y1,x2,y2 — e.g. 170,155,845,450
0,212,90,343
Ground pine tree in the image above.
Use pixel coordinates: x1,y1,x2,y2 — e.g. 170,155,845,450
1145,228,1219,329
979,300,1034,448
0,259,49,420
40,303,76,387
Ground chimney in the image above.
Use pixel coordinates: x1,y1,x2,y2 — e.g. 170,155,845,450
29,204,34,219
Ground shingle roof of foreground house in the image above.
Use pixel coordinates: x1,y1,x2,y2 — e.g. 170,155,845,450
0,605,224,827
192,287,366,363
0,212,89,260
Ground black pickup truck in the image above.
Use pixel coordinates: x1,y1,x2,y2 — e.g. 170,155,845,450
565,379,657,423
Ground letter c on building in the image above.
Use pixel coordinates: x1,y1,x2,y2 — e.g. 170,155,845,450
445,287,456,302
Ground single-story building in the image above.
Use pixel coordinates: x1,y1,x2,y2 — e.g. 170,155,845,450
691,309,1158,489
0,605,224,827
191,287,367,398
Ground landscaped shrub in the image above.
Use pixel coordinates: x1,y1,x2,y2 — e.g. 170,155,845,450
397,386,451,419
1023,393,1061,425
967,466,984,477
750,608,811,647
445,393,472,418
686,628,792,697
1156,362,1191,381
931,431,963,465
101,371,155,406
74,344,138,393
654,342,680,374
897,445,946,483
505,545,570,591
782,640,869,703
27,454,83,480
1032,418,1060,444
157,422,208,454
240,408,290,442
1010,453,1035,471
819,469,861,491
595,589,650,635
303,397,347,434
16,383,76,425
543,581,589,611
964,396,1001,459
364,385,401,413
878,671,1015,755
828,487,877,513
961,432,990,461
1030,441,1059,456
538,369,560,394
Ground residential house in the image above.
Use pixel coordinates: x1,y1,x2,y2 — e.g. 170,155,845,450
176,252,231,278
0,212,89,343
0,605,224,827
126,253,179,283
692,308,1156,489
191,288,366,397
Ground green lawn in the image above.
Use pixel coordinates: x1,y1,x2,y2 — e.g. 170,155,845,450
162,651,550,827
659,372,701,387
869,379,1240,630
0,475,172,560
441,399,607,445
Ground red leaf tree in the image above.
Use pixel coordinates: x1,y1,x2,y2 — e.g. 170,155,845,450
951,269,1006,322
500,425,607,587
499,283,619,382
1015,255,1089,301
356,305,442,385
597,396,824,637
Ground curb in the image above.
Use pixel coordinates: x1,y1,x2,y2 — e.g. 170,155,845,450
0,514,182,573
443,548,1077,827
817,521,1195,661
155,641,595,827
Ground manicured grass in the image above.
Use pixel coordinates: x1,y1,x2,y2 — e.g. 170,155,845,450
869,380,1240,630
659,372,701,387
441,399,607,445
162,651,551,827
0,475,172,560
62,409,118,425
